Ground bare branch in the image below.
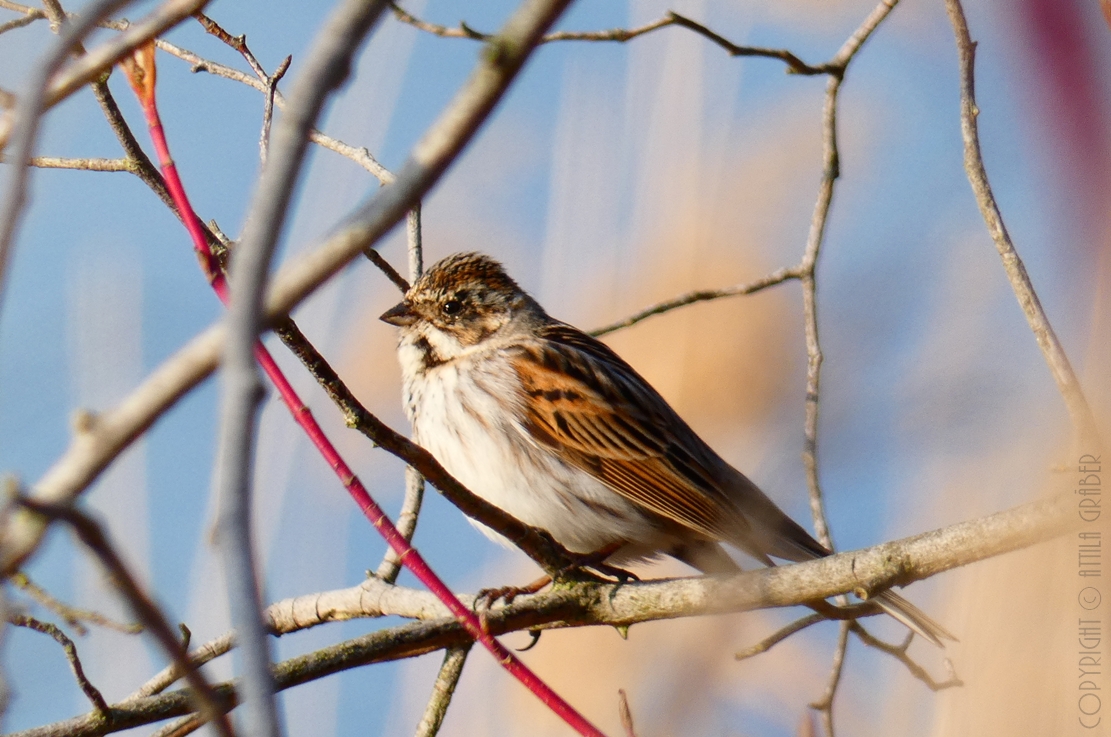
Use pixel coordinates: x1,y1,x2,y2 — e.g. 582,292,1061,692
10,571,141,635
590,266,799,337
944,0,1101,448
16,498,233,737
213,2,390,735
664,12,828,74
259,55,291,166
0,8,41,36
850,623,963,691
9,615,110,717
797,0,899,554
0,154,133,171
413,643,471,737
192,12,267,79
18,491,1070,737
809,622,850,737
365,248,410,292
0,323,224,576
734,613,825,660
617,689,637,737
389,4,830,75
0,0,140,321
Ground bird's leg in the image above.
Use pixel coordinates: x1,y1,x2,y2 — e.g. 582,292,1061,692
474,543,637,622
475,574,554,613
554,542,639,584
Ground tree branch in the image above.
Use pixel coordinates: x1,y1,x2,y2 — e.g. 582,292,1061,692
734,613,825,660
9,615,110,718
943,0,1102,449
204,3,391,735
10,571,141,635
389,4,832,75
0,0,141,318
0,0,211,150
413,644,471,737
15,490,1072,737
16,498,233,737
590,266,799,337
850,623,963,691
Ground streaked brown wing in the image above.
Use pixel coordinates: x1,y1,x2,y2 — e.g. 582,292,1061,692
511,323,750,543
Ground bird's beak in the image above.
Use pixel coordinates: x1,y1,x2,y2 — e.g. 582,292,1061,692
380,301,418,327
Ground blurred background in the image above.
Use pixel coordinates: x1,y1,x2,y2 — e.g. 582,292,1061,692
1,0,1109,735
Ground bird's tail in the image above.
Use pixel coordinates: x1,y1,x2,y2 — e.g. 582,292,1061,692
873,589,957,647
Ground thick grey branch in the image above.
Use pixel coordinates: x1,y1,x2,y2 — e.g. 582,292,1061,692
214,2,390,735
16,491,1071,737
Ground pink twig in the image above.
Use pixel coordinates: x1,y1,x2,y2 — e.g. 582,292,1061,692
120,42,605,737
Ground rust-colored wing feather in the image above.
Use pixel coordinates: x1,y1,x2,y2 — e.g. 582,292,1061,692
511,322,761,553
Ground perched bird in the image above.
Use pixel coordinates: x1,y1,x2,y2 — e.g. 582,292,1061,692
381,252,952,645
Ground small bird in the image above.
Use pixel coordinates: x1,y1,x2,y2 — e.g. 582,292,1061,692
381,252,952,645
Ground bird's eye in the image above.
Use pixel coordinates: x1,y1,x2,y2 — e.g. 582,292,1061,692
442,299,463,317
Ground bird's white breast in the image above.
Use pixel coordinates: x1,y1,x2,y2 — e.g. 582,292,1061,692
397,336,663,556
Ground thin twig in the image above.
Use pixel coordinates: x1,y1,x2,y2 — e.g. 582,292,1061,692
809,621,850,737
943,0,1101,449
617,690,637,737
190,12,290,167
365,248,410,292
389,4,829,75
376,203,424,582
798,0,899,555
0,9,40,35
414,643,471,737
9,614,110,717
376,465,423,581
791,4,899,732
0,154,133,171
590,266,799,337
146,18,395,182
734,613,825,660
259,55,291,166
16,498,233,737
0,0,213,149
850,623,963,690
10,571,141,635
665,12,828,74
0,0,137,323
148,715,203,737
192,12,267,78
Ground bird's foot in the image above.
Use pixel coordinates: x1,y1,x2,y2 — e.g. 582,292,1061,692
474,574,552,612
554,543,639,585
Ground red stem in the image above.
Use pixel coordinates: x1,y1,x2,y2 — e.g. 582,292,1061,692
133,74,605,736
